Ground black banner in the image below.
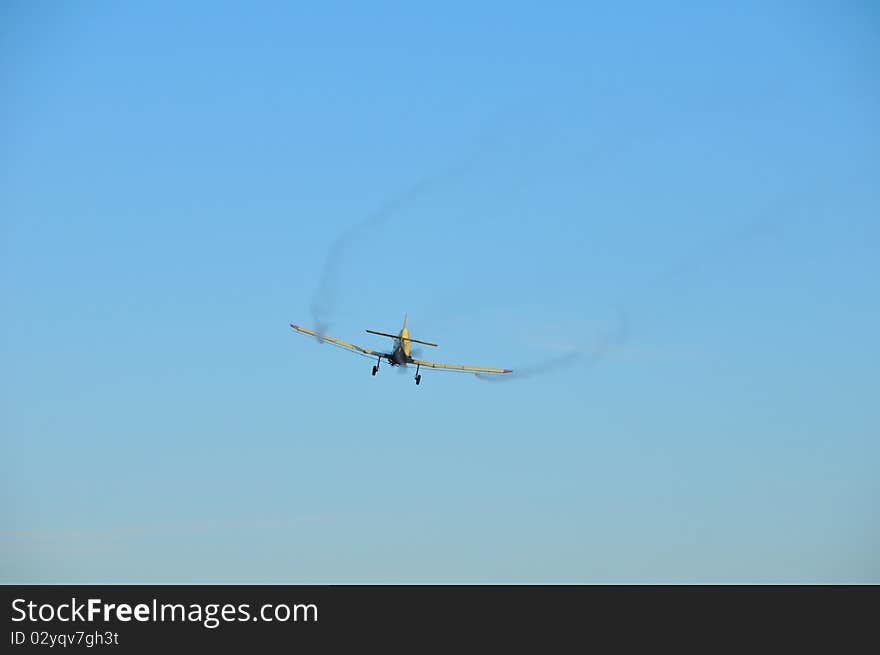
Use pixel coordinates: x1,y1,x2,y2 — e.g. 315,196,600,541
2,585,874,651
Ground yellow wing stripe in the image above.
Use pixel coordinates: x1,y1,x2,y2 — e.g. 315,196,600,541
411,359,512,375
290,324,384,357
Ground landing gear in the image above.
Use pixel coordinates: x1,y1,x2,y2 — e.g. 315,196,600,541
414,363,421,386
372,356,381,376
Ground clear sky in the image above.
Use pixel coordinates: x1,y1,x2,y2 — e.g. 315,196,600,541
2,1,878,582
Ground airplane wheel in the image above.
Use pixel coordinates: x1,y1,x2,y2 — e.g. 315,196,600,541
415,375,421,385
372,366,377,376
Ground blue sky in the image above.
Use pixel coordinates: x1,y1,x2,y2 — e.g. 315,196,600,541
2,1,878,582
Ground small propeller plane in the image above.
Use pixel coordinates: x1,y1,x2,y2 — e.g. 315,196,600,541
290,314,512,385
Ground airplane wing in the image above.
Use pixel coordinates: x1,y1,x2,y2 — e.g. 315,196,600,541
411,358,512,375
290,324,386,358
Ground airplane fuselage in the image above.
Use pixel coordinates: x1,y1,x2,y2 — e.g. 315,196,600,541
389,324,412,366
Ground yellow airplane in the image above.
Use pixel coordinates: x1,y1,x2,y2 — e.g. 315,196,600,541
290,314,512,385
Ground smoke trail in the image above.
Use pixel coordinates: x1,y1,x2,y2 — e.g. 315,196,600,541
307,153,486,336
476,188,798,384
309,177,433,335
652,212,783,291
476,309,628,382
303,111,600,336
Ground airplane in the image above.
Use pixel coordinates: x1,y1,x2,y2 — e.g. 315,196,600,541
290,314,512,385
